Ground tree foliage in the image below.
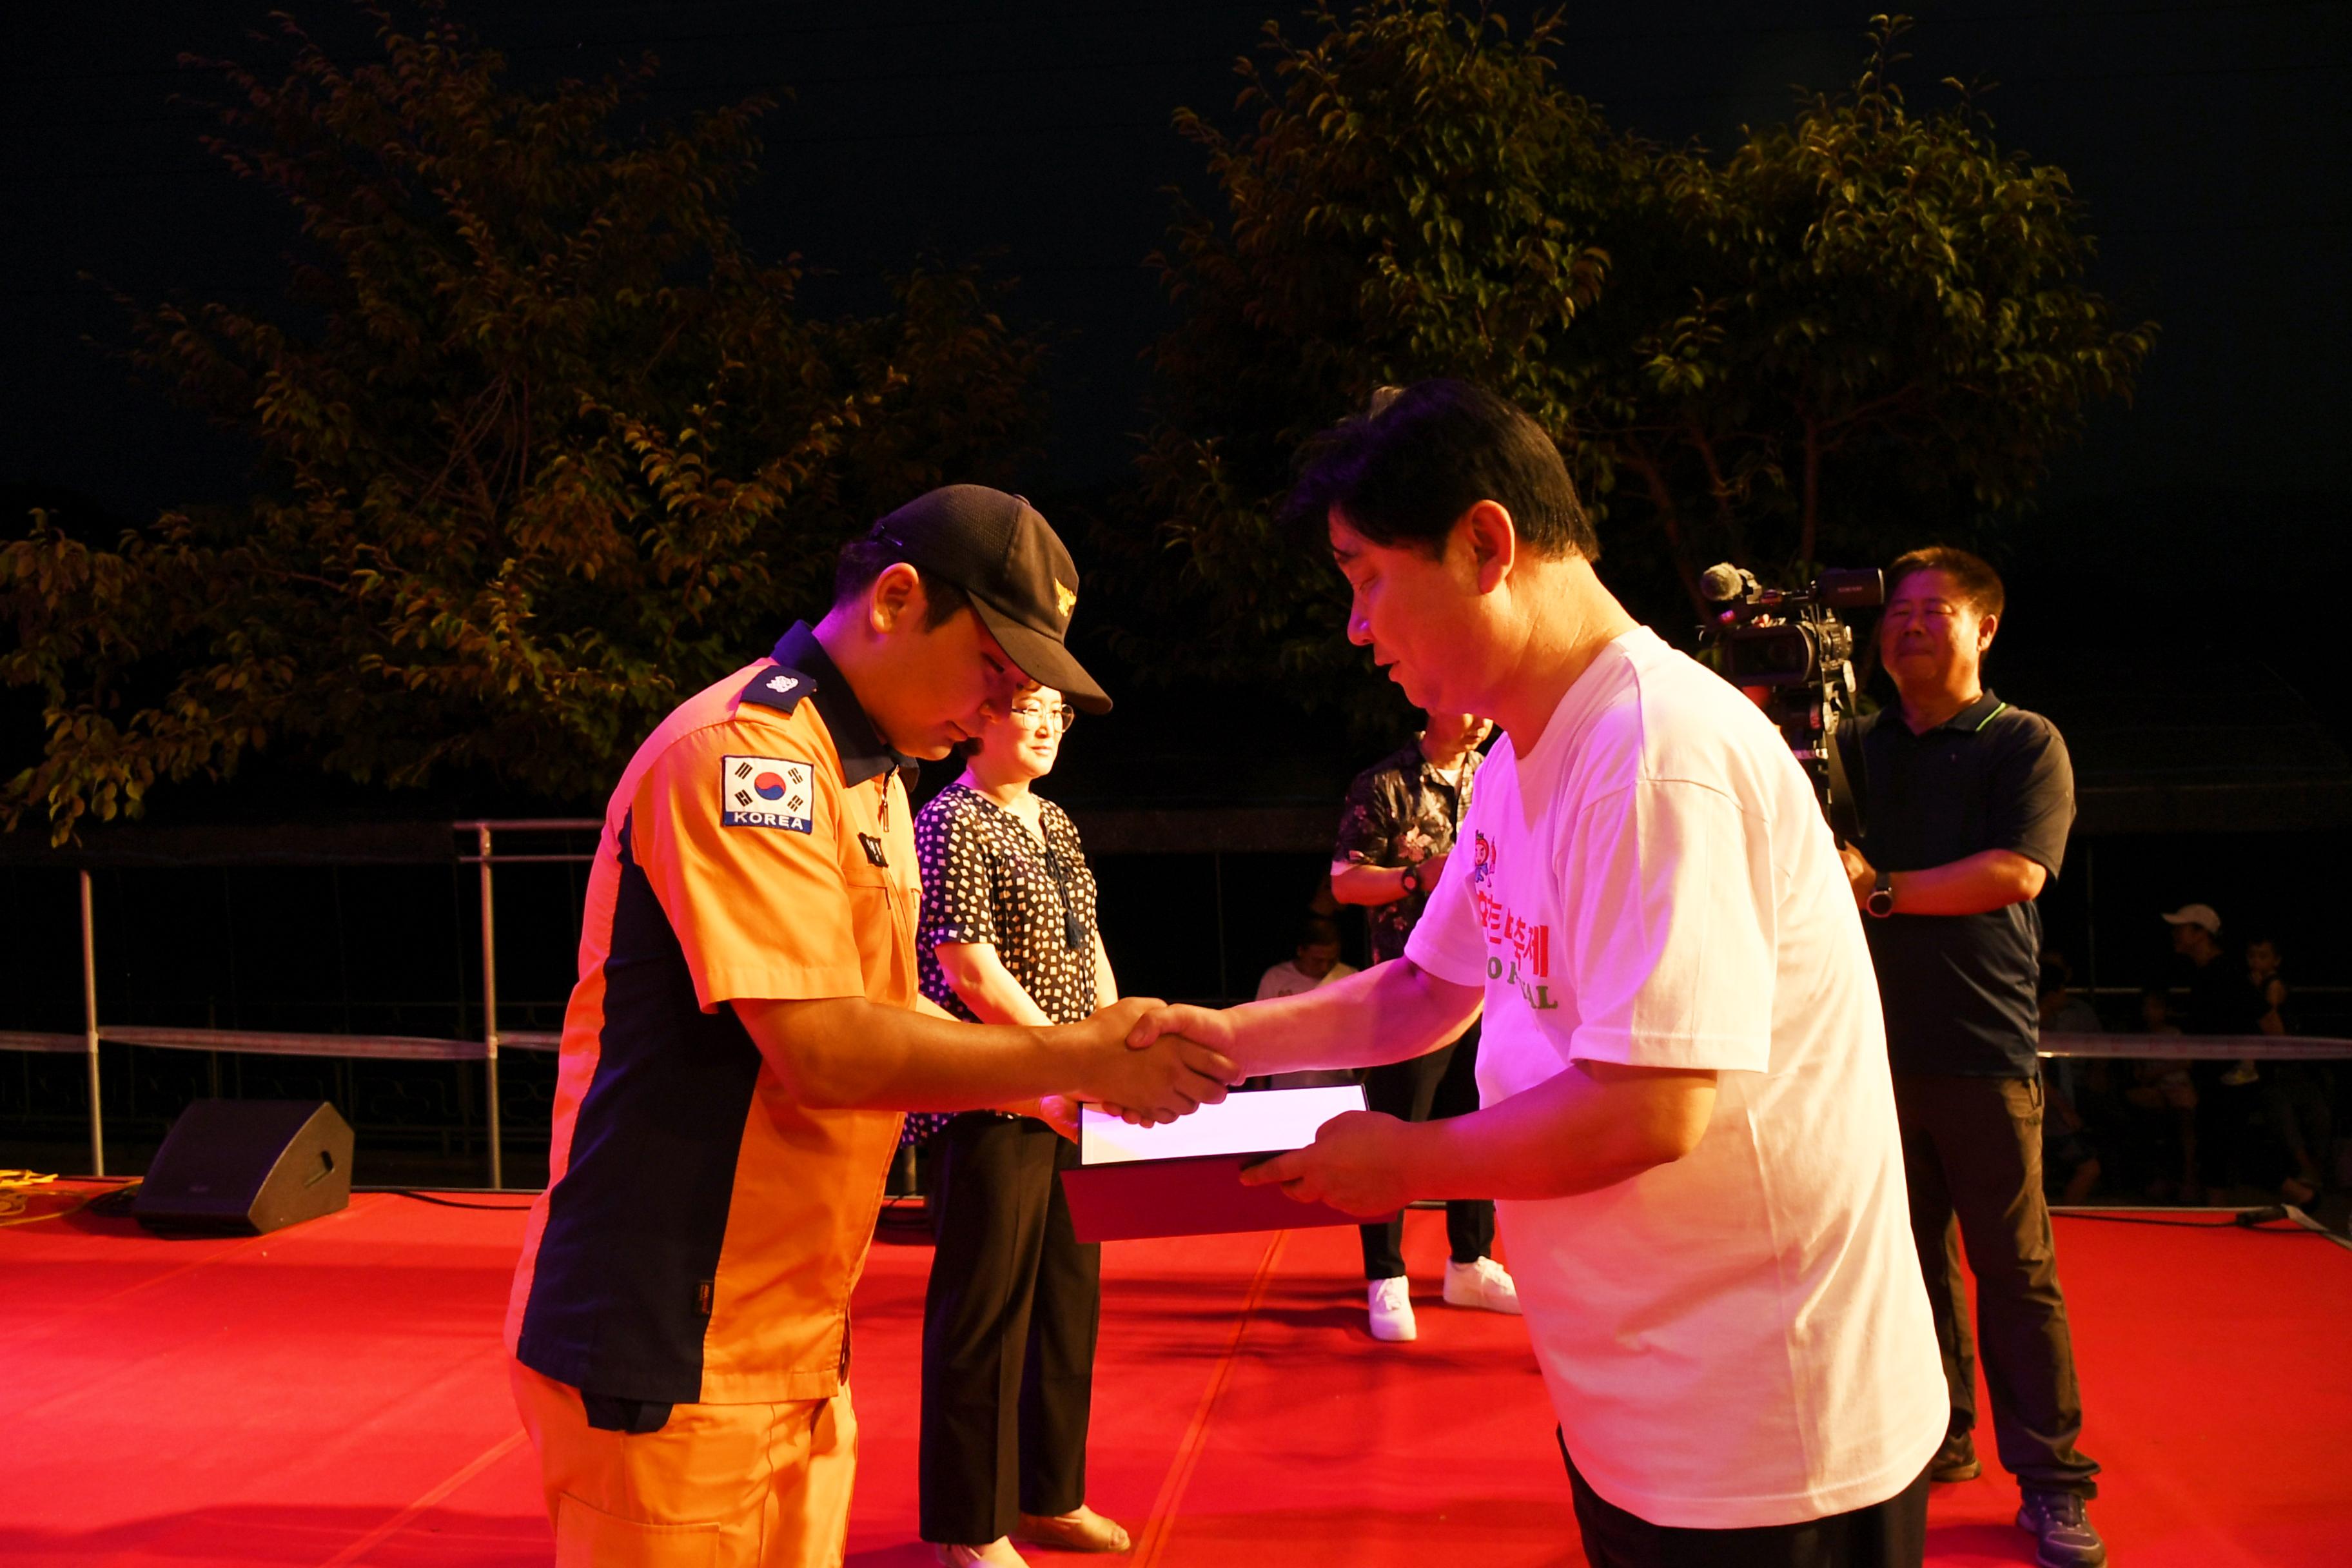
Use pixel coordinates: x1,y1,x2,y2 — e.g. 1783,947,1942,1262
3,5,1044,841
1137,4,2155,718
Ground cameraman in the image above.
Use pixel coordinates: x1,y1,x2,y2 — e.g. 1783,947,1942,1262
1838,547,2104,1568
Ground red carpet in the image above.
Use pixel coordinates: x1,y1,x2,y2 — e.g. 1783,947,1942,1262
1,1189,2345,1567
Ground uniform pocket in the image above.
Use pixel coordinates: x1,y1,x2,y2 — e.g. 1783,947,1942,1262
555,1491,724,1568
844,873,916,1000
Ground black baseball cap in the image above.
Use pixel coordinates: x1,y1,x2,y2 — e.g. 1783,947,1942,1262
870,484,1112,714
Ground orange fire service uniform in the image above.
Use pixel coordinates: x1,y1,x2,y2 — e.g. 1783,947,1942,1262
505,620,918,1567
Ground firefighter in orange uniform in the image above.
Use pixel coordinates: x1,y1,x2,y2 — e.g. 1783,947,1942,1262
504,486,1233,1566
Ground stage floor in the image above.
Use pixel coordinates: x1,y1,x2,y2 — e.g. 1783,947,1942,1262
1,1186,2346,1567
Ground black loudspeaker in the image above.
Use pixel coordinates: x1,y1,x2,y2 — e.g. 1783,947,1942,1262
133,1099,355,1237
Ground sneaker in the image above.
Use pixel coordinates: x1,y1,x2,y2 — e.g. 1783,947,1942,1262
2017,1489,2106,1567
1367,1276,1417,1342
1929,1427,1981,1483
1442,1256,1522,1315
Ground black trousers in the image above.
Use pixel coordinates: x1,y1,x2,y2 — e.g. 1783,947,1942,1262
1562,1435,1930,1568
919,1114,1101,1545
1892,1073,2099,1498
1360,1023,1494,1279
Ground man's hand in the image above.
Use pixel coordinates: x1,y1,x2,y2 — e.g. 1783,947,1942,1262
1104,1003,1244,1125
1237,1111,1412,1217
1068,997,1235,1125
1839,844,1876,908
1124,1001,1239,1059
1037,1094,1081,1141
1416,848,1450,888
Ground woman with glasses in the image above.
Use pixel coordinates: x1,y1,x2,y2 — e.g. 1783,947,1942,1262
910,688,1126,1568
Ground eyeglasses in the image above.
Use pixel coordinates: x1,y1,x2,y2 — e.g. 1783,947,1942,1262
1008,702,1077,732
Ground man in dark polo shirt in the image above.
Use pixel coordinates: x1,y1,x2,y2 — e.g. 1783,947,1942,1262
1838,547,2105,1568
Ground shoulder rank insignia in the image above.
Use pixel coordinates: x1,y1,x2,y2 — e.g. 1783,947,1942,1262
740,665,815,714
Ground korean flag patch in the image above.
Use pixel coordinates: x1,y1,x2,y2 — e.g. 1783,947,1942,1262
721,755,816,832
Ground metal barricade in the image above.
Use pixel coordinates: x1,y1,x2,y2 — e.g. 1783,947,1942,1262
15,821,2352,1190
3,822,594,1188
2039,1032,2352,1061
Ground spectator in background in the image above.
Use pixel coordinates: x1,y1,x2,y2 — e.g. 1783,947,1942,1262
1331,709,1519,1342
2164,903,2267,1194
2249,936,2329,1207
2036,960,2103,1205
1251,916,1364,1092
913,687,1127,1568
2037,957,2103,1039
2124,987,2199,1200
1257,916,1358,1000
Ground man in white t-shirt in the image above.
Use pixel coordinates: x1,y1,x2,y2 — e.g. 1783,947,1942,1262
1126,381,1945,1565
1255,916,1360,1000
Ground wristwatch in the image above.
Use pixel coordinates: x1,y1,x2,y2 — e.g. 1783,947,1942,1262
1400,865,1424,896
1866,868,1896,919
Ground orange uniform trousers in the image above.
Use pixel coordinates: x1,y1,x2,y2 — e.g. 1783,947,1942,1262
511,1360,858,1568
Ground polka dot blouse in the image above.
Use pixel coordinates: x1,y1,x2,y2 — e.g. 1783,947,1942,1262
904,783,1102,1141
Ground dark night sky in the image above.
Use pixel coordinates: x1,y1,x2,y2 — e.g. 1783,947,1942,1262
4,4,2352,1012
5,0,2347,525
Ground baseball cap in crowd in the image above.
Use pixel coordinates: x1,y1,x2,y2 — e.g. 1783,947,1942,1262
870,485,1111,714
2161,903,2222,936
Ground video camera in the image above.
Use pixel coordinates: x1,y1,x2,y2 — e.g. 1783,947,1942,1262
1696,563,1883,841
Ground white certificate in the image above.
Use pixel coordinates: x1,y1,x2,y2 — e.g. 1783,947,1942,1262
1078,1084,1366,1166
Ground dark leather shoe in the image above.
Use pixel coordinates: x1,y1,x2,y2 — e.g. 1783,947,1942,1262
2017,1489,2107,1567
1929,1428,1981,1482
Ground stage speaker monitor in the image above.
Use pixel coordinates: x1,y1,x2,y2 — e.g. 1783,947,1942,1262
133,1099,355,1237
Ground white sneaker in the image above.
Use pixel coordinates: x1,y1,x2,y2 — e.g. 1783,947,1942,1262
1367,1275,1417,1341
1443,1256,1522,1315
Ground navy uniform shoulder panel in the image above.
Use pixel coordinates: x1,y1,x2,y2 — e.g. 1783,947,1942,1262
740,663,817,715
515,810,763,1403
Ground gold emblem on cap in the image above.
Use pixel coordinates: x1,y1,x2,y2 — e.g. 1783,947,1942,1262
1054,579,1077,618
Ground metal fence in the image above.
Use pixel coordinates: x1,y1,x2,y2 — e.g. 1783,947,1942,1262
2,821,595,1189
10,817,2352,1191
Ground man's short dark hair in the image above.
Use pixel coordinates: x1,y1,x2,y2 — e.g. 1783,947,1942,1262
1284,379,1599,560
834,526,973,629
1298,916,1342,951
1887,545,2005,622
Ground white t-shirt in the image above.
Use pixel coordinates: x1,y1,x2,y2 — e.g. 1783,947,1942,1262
1406,626,1943,1529
1255,958,1359,1001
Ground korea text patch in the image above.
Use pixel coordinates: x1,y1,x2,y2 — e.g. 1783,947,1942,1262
721,755,816,832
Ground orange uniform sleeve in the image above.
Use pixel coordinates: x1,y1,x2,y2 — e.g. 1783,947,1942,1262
629,721,865,1010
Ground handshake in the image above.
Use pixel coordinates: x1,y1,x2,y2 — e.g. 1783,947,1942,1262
1054,998,1241,1129
1039,996,1410,1220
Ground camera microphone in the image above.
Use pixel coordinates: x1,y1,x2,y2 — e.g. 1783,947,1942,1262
1700,563,1755,604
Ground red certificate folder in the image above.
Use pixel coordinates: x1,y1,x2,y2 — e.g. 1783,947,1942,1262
1059,1085,1391,1243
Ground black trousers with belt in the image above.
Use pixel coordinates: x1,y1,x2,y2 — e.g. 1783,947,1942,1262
919,1113,1101,1545
1892,1072,2099,1498
1359,1022,1495,1280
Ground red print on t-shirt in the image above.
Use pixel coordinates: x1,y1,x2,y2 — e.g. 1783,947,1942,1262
1468,837,1558,1010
